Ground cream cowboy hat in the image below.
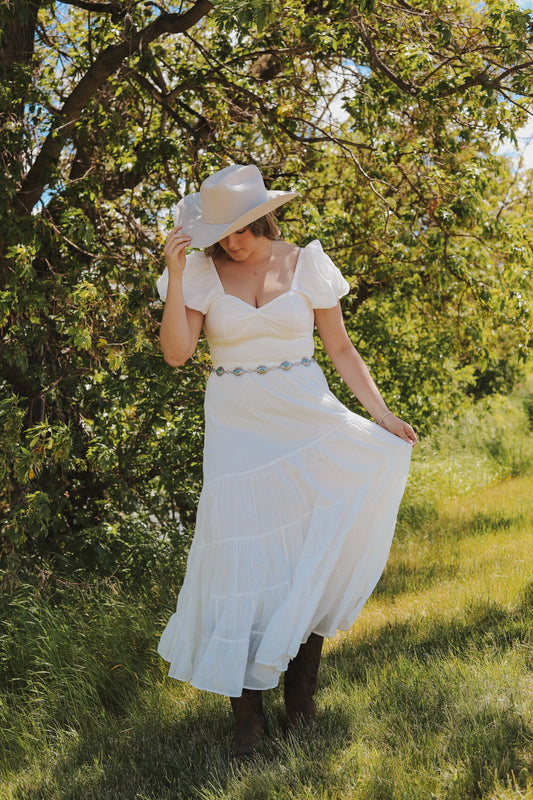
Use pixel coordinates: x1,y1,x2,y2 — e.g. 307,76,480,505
173,164,299,248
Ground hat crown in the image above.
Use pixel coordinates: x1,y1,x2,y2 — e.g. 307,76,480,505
200,165,269,226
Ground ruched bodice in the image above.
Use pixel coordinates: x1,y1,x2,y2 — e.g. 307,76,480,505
205,293,315,368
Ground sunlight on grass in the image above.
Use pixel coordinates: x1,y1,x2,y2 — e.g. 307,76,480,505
399,390,533,535
333,475,533,659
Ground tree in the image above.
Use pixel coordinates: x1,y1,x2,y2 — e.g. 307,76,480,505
1,0,532,585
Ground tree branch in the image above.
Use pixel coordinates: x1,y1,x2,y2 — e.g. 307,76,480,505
436,60,533,98
351,11,533,104
58,0,123,13
352,16,419,96
12,0,213,215
120,66,206,138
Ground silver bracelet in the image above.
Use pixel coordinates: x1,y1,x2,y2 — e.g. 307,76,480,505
378,411,394,427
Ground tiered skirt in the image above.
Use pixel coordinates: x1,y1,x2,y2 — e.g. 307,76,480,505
158,361,411,697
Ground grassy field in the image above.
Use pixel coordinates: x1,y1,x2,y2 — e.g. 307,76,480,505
1,395,533,800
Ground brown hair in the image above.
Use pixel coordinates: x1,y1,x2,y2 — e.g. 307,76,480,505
204,212,280,259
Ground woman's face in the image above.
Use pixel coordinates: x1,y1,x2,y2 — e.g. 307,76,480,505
218,227,260,261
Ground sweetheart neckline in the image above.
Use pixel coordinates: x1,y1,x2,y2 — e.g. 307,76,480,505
209,248,302,310
218,289,296,311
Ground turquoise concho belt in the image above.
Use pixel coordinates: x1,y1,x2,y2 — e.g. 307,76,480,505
211,356,316,377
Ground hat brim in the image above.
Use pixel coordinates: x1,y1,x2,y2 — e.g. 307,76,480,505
173,190,299,248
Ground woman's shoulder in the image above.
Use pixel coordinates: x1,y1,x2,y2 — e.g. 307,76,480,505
278,238,330,261
154,250,218,309
294,239,350,307
274,239,299,257
183,250,220,292
181,250,220,313
185,249,212,272
299,239,327,256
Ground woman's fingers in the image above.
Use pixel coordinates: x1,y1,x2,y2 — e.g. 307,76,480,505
164,227,191,272
165,227,191,249
172,228,191,244
404,424,417,446
173,226,191,241
382,415,417,446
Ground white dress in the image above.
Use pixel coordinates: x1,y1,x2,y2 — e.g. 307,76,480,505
156,240,411,697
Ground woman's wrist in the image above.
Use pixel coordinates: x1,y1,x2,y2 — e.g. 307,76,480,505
166,268,185,290
377,410,394,427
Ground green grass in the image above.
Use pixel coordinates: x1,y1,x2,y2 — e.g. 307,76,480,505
398,389,533,533
2,395,533,799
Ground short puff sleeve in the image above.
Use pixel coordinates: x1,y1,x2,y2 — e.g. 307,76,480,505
295,240,350,308
156,252,220,313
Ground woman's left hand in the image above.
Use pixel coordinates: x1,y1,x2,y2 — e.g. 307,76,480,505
381,414,418,446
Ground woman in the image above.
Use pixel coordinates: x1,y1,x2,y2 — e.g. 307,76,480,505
157,164,417,756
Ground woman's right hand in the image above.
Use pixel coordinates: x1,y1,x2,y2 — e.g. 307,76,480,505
164,226,192,277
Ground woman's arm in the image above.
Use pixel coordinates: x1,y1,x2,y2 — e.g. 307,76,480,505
314,303,417,445
160,227,204,367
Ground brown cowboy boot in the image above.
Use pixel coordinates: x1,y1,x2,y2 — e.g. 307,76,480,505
284,632,324,731
229,689,264,756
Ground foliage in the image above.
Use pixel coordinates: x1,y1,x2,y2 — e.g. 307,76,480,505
398,381,533,534
1,0,533,582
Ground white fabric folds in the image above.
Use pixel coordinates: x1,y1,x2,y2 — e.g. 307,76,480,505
157,240,411,696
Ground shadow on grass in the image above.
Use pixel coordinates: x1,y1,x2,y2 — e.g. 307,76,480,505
374,555,461,597
376,503,532,600
13,693,365,800
10,582,533,800
435,509,528,541
329,583,533,686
